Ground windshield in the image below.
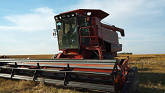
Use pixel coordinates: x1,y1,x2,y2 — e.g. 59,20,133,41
56,17,79,49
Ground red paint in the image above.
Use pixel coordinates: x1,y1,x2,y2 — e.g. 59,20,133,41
59,9,109,20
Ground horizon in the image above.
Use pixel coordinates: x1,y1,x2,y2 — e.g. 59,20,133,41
1,53,165,56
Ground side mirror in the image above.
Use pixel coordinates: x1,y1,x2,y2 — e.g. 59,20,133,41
53,29,57,38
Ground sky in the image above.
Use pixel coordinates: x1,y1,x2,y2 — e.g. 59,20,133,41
0,0,165,55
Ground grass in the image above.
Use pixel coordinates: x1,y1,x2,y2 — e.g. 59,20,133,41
0,78,85,93
0,54,165,93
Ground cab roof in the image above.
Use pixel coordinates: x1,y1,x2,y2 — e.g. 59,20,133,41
59,9,109,20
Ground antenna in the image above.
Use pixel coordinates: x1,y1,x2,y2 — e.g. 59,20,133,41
77,0,80,16
78,0,80,9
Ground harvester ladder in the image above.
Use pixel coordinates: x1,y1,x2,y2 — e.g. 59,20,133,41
79,26,99,46
79,26,105,59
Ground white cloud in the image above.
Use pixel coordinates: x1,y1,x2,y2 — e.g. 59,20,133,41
0,7,59,55
1,7,56,31
32,7,54,14
71,0,165,21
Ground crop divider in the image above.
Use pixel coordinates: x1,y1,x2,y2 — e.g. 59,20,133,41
11,62,18,78
31,63,42,81
60,64,74,85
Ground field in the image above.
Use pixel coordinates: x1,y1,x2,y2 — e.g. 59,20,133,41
117,54,165,93
0,54,165,93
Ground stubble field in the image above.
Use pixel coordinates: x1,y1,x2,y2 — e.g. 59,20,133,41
0,54,165,93
117,54,165,93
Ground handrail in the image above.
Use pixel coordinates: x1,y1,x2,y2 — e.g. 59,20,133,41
79,26,99,46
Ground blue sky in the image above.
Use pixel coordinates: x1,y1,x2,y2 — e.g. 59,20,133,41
0,0,165,55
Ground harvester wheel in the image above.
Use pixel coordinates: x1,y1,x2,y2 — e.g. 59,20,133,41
121,67,139,93
128,67,139,93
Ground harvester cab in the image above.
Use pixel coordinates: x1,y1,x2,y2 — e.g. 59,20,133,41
0,9,139,93
54,9,125,59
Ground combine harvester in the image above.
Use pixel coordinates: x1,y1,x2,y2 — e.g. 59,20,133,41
0,9,139,93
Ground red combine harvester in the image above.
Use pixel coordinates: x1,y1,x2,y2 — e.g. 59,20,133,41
0,9,139,93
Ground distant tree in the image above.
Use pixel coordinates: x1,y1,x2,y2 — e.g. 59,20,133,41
118,52,133,55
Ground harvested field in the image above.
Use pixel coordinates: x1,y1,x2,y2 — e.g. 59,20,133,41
117,54,165,93
0,78,88,93
0,54,165,93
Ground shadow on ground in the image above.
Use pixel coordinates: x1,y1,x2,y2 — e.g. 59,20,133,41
138,68,165,93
